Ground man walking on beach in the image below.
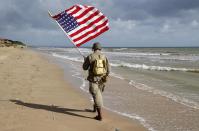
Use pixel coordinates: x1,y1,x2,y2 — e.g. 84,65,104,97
83,42,110,121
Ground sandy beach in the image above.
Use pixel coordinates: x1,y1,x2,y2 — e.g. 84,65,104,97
0,47,146,131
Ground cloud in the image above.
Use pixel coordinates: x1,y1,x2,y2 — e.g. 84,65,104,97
106,0,199,20
0,0,199,47
191,20,199,27
112,19,137,30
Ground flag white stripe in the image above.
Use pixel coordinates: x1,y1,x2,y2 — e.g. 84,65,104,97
68,13,105,35
78,12,104,23
71,7,86,17
67,6,77,14
76,8,98,23
76,12,104,23
71,18,108,39
72,23,109,44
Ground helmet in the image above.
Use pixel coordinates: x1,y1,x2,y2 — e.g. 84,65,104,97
92,42,102,50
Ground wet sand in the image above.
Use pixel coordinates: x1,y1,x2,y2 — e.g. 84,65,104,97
0,47,146,131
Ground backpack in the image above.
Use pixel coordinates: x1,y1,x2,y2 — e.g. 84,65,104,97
92,55,107,76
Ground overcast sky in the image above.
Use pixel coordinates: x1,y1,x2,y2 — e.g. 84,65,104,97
0,0,199,47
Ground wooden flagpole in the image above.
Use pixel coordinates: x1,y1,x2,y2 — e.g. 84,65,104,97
48,11,85,58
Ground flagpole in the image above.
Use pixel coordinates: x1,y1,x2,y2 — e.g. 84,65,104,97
48,11,85,58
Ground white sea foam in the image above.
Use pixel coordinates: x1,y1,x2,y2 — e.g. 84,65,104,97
151,55,199,61
71,71,89,93
110,72,125,80
52,53,83,63
129,80,199,110
104,51,170,57
113,48,128,51
104,107,156,131
79,48,92,53
111,62,199,72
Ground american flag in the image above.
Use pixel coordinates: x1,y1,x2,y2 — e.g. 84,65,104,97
52,4,109,47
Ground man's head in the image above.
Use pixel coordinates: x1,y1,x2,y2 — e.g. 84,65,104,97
92,42,102,51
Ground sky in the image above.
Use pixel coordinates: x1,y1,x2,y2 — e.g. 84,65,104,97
0,0,199,47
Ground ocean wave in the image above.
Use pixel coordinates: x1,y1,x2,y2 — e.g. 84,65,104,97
104,51,170,57
110,62,199,72
113,48,128,51
52,53,83,63
59,48,169,56
129,80,199,110
52,47,170,57
155,55,199,61
52,52,199,73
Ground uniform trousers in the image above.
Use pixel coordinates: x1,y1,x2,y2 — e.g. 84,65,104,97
89,82,103,108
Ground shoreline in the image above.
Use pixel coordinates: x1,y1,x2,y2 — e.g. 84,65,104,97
0,47,146,131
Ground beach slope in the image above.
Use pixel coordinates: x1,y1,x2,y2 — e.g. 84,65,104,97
0,48,146,131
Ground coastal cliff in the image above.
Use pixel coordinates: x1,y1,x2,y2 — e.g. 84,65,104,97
0,38,26,48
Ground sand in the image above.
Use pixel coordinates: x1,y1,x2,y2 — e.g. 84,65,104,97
0,47,146,131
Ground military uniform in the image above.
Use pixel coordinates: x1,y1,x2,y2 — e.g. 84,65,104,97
83,50,109,108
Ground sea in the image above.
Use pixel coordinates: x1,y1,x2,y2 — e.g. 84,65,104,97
36,47,199,131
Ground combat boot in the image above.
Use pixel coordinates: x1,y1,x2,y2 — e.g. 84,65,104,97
94,108,102,121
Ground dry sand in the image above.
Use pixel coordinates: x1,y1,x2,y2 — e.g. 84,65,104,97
0,47,146,131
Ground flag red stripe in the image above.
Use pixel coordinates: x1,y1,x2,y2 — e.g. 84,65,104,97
73,20,108,42
69,15,105,37
78,13,105,25
76,26,109,47
75,7,95,19
78,10,100,25
52,14,61,19
68,6,81,15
